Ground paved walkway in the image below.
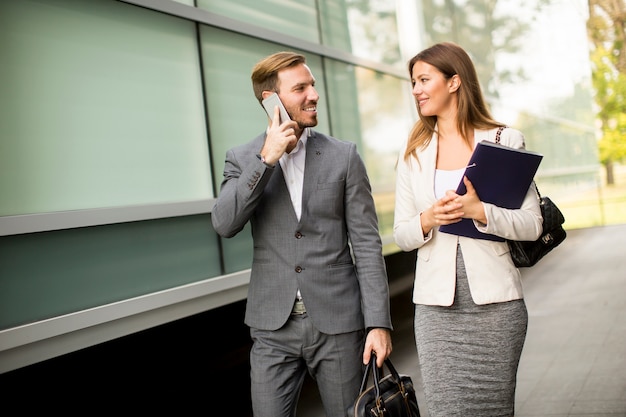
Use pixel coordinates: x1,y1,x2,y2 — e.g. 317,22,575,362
299,224,626,416
514,224,626,416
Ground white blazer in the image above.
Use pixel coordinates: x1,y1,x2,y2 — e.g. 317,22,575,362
393,127,543,306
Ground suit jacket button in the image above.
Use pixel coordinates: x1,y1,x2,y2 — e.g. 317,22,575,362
295,266,303,273
295,232,303,239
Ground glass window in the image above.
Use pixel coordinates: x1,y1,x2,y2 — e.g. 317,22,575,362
0,0,211,216
0,215,221,330
197,0,319,43
319,0,404,69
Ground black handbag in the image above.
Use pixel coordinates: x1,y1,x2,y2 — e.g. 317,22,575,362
348,354,420,417
507,189,566,267
494,126,567,268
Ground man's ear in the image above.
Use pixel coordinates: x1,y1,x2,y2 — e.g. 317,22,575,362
261,90,274,100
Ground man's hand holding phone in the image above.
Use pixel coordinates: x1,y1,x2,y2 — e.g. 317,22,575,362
260,93,298,165
262,92,291,124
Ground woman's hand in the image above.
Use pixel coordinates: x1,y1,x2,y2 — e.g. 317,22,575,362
421,190,464,235
457,176,487,224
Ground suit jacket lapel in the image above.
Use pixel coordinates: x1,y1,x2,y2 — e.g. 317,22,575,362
300,132,322,222
257,132,299,223
273,162,300,223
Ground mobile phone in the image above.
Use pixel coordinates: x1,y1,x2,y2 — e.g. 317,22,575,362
262,92,291,124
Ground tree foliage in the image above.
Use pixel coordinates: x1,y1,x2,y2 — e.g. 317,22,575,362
587,0,626,184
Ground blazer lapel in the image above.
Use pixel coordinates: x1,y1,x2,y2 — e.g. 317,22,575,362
300,132,322,222
257,132,299,223
272,163,300,223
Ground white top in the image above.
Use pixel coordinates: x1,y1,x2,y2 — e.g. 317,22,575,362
434,168,464,199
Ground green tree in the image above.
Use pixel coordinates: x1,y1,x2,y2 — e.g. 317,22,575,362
587,0,626,184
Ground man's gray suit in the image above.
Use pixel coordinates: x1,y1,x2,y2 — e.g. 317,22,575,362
212,130,392,335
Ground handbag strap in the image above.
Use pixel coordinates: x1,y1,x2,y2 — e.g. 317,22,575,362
358,356,375,393
370,354,404,416
495,126,506,144
359,353,403,393
357,354,417,417
494,126,542,199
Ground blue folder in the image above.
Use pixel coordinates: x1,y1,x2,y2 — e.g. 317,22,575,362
439,141,543,241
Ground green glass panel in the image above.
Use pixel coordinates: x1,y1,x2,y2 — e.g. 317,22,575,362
0,215,221,330
318,0,351,51
318,0,403,69
197,0,319,44
0,0,211,216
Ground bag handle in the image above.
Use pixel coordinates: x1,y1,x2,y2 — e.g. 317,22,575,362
495,125,505,144
358,354,407,415
359,353,403,393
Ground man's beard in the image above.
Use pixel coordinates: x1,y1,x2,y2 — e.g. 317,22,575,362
296,116,318,129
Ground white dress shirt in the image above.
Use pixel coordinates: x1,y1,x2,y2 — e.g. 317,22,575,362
279,130,309,220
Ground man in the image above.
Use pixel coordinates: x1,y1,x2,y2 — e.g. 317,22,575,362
211,51,392,417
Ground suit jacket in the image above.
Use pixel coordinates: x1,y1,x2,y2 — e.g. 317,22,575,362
393,127,543,306
212,130,392,334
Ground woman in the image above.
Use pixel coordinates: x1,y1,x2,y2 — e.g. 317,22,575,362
393,42,543,416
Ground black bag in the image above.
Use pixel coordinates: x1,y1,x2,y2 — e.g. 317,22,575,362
348,354,420,417
494,126,566,268
507,191,567,267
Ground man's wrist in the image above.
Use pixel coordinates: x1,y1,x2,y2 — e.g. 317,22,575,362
367,327,390,333
256,153,274,168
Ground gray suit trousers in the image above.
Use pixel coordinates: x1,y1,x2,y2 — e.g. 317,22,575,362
250,312,365,417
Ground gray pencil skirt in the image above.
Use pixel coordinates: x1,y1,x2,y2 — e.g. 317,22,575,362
414,245,528,417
